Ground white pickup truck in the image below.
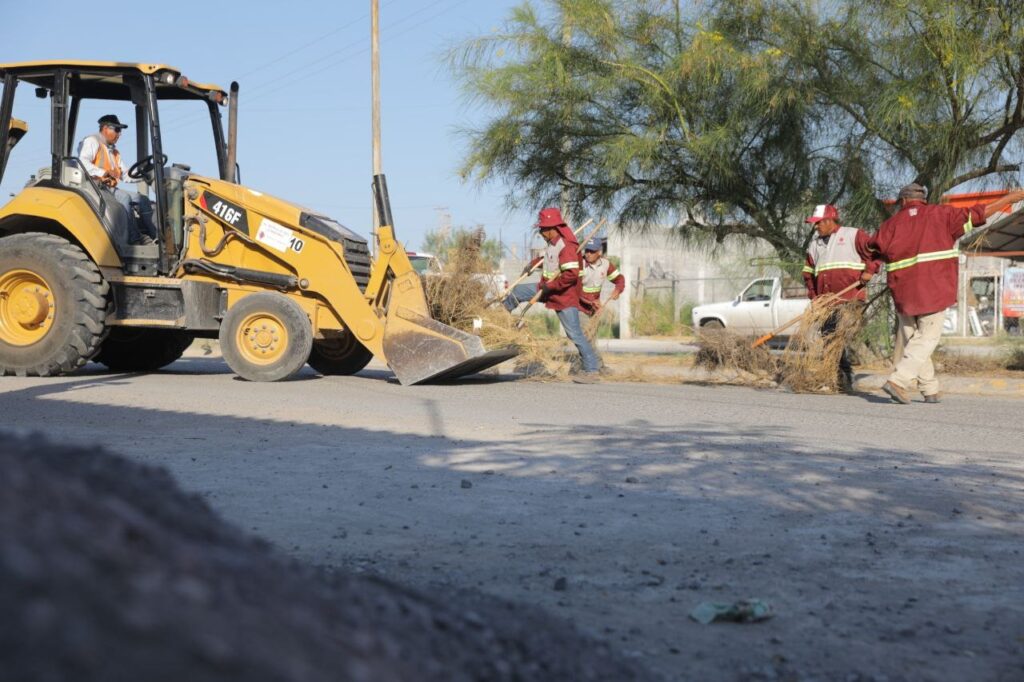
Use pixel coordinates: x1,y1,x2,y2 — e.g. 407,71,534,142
691,277,809,336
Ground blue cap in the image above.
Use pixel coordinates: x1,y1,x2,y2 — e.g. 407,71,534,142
584,238,602,252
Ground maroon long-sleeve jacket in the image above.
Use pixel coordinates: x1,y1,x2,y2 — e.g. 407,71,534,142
535,225,582,311
869,201,986,316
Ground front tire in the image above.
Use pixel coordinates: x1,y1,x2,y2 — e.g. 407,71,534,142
0,233,108,377
219,292,312,382
307,331,373,375
95,328,194,372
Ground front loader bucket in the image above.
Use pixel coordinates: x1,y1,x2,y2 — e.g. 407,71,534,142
382,305,518,385
371,174,517,384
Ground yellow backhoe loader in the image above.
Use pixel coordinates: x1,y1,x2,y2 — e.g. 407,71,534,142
0,61,515,383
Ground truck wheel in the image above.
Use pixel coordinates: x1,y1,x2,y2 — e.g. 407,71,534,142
701,319,724,330
95,328,194,372
219,292,312,382
307,331,373,375
0,233,108,377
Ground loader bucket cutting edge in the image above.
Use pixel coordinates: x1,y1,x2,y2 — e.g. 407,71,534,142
382,306,518,385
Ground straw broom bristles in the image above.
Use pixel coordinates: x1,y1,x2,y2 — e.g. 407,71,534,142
778,298,865,392
695,295,869,393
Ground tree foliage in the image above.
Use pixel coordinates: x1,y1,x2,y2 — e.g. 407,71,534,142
450,0,1024,262
720,0,1024,223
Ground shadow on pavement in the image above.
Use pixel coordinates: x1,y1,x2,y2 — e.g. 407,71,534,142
1,375,1022,681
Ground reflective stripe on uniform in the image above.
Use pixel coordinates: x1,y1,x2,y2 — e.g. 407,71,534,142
885,248,960,272
813,261,866,275
582,286,602,293
806,226,868,279
542,270,558,280
560,261,579,271
607,268,620,279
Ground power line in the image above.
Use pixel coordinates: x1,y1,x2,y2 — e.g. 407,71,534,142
233,4,395,81
162,0,464,134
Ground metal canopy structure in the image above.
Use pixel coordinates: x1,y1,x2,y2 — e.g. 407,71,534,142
0,61,227,102
961,207,1024,257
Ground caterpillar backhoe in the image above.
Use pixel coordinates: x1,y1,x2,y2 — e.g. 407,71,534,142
0,61,515,383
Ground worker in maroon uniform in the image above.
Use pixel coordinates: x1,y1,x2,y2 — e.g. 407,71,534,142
578,238,625,315
503,208,600,383
869,183,1024,404
801,203,879,391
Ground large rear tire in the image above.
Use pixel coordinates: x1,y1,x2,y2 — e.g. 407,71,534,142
219,292,312,382
95,328,194,372
307,331,373,376
0,233,108,377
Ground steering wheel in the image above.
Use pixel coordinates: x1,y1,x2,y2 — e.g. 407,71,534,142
127,153,169,181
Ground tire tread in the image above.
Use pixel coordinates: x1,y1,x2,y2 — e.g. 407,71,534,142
0,232,108,377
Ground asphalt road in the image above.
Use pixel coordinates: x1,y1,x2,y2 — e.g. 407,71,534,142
3,359,1022,681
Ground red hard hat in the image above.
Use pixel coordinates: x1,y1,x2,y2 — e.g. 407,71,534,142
805,204,839,224
536,207,566,229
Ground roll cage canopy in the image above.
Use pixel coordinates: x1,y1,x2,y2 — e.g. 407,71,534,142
0,61,234,274
0,61,228,102
0,60,233,187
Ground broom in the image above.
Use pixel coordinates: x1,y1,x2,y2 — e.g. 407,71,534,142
514,219,607,329
486,218,596,309
751,280,862,349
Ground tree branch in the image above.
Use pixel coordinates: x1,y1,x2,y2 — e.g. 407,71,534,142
948,162,1020,189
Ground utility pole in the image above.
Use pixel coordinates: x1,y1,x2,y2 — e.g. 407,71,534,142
559,16,572,224
434,206,451,239
370,0,382,256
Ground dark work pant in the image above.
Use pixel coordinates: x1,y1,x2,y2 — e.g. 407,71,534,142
821,306,857,376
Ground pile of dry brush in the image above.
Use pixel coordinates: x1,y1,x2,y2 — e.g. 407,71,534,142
697,297,869,393
422,244,576,378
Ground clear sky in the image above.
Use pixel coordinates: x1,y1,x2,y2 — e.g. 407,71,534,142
2,0,541,256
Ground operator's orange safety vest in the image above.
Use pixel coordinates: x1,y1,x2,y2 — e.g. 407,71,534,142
91,135,122,187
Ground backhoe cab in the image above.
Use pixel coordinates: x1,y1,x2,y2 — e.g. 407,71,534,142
0,61,515,382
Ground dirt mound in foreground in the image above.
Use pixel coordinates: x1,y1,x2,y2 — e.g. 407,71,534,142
0,434,650,682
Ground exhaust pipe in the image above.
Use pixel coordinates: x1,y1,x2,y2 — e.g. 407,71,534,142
226,81,239,183
372,174,393,233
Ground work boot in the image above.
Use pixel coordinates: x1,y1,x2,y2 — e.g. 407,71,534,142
838,370,855,394
572,372,601,384
133,234,156,246
881,381,910,405
922,393,941,404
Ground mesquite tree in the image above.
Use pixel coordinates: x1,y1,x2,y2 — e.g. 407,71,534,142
450,0,1024,262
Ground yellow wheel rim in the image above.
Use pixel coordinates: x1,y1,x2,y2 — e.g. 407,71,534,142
236,312,288,365
0,269,55,346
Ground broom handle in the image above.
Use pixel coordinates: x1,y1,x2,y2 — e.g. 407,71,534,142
575,218,607,255
588,301,612,337
515,288,546,327
488,219,595,309
750,280,861,349
515,218,594,287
